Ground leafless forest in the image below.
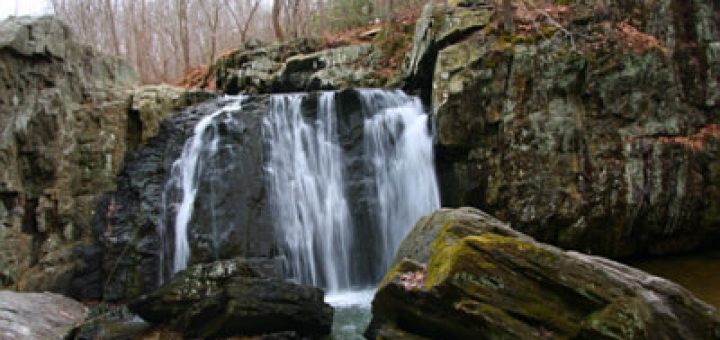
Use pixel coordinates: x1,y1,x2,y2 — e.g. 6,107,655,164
50,0,435,84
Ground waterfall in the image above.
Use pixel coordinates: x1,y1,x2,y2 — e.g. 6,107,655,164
265,89,440,292
159,89,439,297
263,93,353,291
160,96,244,277
361,89,441,275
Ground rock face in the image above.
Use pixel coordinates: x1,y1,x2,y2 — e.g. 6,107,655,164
0,16,137,298
0,16,215,299
0,290,88,339
366,208,720,339
99,95,276,301
129,259,333,338
406,1,720,257
209,38,386,94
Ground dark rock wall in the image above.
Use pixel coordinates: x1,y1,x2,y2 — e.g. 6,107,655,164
100,96,276,301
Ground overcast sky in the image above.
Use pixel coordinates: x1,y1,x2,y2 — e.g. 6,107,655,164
0,0,51,20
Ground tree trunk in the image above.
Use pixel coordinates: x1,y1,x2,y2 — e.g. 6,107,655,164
104,0,120,56
176,0,191,74
502,0,514,33
386,0,395,23
318,0,325,36
272,0,284,41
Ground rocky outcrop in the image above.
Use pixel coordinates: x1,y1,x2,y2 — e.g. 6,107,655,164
209,38,387,94
0,290,88,339
0,16,138,297
129,259,333,338
129,85,215,150
0,16,216,300
407,1,720,257
366,208,720,339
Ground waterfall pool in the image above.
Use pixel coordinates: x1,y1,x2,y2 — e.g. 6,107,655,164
325,289,375,339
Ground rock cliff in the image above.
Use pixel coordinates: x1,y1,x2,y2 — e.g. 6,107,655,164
407,0,720,257
0,16,137,297
0,16,212,299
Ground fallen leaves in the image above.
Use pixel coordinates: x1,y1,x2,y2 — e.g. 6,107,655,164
399,266,426,291
616,21,668,54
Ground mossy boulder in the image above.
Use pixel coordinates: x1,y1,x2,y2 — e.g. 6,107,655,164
366,208,720,339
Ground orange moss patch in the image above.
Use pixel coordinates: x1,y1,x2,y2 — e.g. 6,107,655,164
616,21,668,54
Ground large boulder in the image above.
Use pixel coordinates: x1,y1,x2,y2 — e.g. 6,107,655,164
129,259,333,338
417,1,720,257
0,290,88,339
366,208,720,339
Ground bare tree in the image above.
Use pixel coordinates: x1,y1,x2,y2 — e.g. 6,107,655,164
224,0,261,43
272,0,284,41
104,0,120,56
199,0,221,64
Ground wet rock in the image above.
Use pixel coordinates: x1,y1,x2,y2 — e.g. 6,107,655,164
366,208,720,339
419,0,720,257
100,96,277,301
130,259,333,339
0,290,88,339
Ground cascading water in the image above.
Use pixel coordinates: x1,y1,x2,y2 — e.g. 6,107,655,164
264,89,440,338
263,93,353,291
159,96,244,279
159,89,438,338
361,89,441,276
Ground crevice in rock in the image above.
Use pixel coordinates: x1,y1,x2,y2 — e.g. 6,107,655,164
125,109,142,155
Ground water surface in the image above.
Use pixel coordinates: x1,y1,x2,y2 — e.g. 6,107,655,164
632,251,720,308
